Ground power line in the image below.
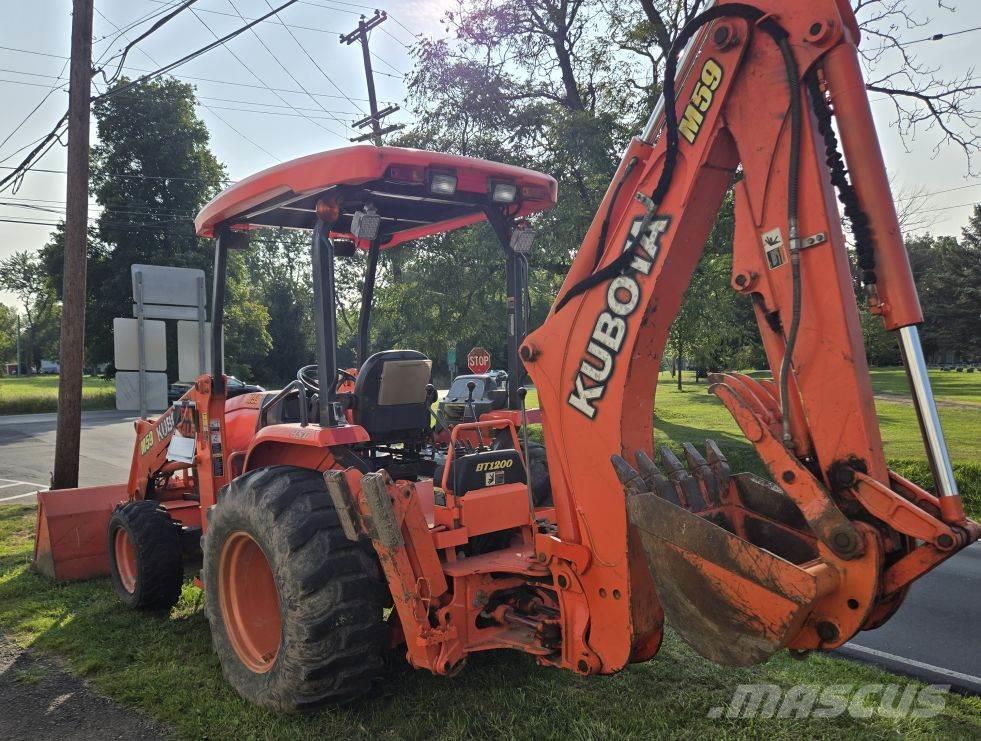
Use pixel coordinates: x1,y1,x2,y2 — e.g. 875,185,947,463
864,25,981,53
0,1,305,191
144,0,345,35
0,45,396,103
99,0,202,85
260,0,367,115
188,4,348,139
0,163,231,181
95,0,305,103
90,6,283,163
0,59,69,160
226,0,360,124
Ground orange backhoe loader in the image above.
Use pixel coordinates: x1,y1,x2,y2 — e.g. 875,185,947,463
34,0,979,711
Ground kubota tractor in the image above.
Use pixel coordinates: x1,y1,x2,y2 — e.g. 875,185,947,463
35,0,979,713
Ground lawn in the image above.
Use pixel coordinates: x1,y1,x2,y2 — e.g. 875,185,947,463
869,367,981,405
0,367,977,738
0,375,116,415
0,505,978,739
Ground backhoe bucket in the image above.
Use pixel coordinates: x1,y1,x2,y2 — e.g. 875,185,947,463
34,484,127,581
620,445,831,666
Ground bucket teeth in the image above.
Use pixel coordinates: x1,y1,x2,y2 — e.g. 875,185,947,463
635,450,680,505
658,446,706,510
611,454,646,496
682,442,720,506
705,439,731,491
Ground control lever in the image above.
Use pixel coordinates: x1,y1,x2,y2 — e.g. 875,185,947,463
426,383,450,433
465,381,486,449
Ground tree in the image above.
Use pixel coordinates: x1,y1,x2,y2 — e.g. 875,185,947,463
0,250,59,372
0,304,18,367
42,77,268,380
240,231,315,385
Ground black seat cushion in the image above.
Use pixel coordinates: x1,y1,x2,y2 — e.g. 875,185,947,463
353,350,432,443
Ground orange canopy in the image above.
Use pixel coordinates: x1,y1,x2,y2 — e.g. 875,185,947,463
194,145,558,249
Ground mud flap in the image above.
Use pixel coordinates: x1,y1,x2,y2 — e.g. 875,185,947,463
34,484,128,581
627,490,822,666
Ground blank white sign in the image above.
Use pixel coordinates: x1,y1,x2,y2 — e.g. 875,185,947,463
115,371,168,411
131,264,205,307
177,321,213,381
113,318,166,371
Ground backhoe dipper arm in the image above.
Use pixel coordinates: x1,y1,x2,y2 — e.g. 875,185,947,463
522,0,978,673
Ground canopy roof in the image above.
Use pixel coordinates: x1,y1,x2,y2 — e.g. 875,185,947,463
194,145,558,249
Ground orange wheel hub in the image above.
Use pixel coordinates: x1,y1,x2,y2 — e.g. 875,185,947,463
218,531,282,673
113,528,138,594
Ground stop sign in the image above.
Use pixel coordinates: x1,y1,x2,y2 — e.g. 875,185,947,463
467,346,491,374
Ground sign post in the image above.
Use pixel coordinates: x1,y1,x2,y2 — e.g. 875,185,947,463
467,346,491,374
447,345,457,380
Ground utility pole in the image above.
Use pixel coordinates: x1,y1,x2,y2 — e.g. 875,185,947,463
52,0,93,489
340,11,403,145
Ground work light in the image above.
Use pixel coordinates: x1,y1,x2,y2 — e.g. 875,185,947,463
428,170,458,196
510,221,536,253
351,203,382,241
490,180,519,204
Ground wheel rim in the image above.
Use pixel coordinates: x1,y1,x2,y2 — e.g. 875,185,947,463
113,527,138,594
218,531,282,673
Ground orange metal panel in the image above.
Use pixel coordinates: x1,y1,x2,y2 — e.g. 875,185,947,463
194,145,558,242
458,484,531,537
34,484,128,581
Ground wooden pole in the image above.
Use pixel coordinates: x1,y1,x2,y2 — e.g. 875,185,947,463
52,0,93,489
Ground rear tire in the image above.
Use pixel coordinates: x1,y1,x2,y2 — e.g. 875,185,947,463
202,466,388,711
107,501,184,610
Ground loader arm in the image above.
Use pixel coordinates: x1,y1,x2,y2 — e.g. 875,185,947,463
522,0,979,670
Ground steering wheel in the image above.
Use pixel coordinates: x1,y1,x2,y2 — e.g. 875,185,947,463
296,365,356,394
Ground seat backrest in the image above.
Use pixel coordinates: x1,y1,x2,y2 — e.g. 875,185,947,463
446,448,526,495
353,350,432,442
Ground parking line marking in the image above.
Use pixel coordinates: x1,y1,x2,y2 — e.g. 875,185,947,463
844,643,981,686
0,482,23,489
0,491,40,503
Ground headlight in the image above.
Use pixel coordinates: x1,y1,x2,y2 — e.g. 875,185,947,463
428,170,458,195
490,180,518,204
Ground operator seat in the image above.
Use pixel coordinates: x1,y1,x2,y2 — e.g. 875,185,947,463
352,350,433,443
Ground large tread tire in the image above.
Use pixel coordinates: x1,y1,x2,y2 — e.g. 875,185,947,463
107,500,184,610
202,466,388,712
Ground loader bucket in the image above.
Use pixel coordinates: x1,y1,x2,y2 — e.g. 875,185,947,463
34,484,128,581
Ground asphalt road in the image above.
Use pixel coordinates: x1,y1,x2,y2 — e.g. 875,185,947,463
1,410,978,693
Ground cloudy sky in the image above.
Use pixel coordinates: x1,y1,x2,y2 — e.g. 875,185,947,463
0,0,978,308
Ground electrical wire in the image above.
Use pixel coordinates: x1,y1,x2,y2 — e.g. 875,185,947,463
100,0,201,85
0,45,394,104
91,7,283,163
259,0,367,115
189,3,348,139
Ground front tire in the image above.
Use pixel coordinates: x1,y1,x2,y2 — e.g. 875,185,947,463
203,466,388,711
107,501,184,610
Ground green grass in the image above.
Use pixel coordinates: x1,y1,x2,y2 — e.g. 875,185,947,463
0,375,116,415
524,368,981,520
868,367,981,405
0,505,978,739
0,367,975,737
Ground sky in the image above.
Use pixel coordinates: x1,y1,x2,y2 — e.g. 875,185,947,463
0,0,979,309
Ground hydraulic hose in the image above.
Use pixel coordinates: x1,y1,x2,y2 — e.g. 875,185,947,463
775,37,803,447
